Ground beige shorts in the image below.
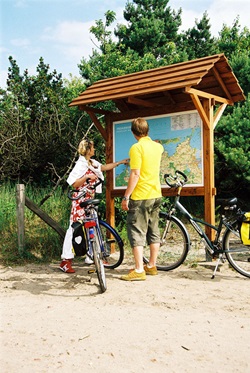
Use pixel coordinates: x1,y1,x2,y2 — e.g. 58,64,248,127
126,198,162,247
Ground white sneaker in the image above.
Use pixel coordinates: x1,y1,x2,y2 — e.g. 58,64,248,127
85,255,94,265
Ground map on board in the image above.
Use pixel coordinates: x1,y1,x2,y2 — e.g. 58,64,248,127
113,111,203,188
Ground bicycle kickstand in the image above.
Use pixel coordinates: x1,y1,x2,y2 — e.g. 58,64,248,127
211,253,224,279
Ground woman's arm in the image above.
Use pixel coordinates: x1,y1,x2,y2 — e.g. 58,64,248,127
101,158,129,172
72,173,97,189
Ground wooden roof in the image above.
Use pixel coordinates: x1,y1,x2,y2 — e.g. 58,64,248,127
69,53,245,113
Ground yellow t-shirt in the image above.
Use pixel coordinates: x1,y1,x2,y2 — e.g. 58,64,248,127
129,136,164,200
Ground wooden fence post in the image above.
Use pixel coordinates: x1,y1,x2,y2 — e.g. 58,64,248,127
16,184,25,255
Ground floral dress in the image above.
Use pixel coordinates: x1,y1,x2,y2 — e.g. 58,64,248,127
70,169,97,222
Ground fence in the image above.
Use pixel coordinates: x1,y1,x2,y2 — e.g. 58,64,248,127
16,184,65,254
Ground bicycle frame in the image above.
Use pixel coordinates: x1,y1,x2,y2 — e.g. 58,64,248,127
163,170,250,279
175,199,217,253
83,209,104,258
83,206,107,292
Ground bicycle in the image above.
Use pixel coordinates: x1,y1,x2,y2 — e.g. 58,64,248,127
143,170,250,279
68,179,124,292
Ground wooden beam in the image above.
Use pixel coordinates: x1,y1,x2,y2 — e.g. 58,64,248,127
16,184,25,255
203,98,216,241
189,92,211,130
113,99,130,112
86,111,108,141
185,87,233,105
105,114,115,228
78,105,111,115
163,90,176,104
70,78,202,106
127,96,161,108
111,186,218,198
212,66,233,102
213,103,227,128
25,196,65,239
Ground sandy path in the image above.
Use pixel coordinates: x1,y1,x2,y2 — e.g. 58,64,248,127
0,261,249,373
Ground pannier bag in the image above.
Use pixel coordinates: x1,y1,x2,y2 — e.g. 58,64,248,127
238,212,250,246
71,221,87,256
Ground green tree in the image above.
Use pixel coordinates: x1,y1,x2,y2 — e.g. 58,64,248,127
214,95,250,205
89,10,116,55
178,12,217,60
114,0,182,59
0,57,89,185
79,7,184,87
217,17,250,57
216,19,250,96
230,51,250,97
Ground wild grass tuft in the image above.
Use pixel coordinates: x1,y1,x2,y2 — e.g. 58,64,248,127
0,183,71,265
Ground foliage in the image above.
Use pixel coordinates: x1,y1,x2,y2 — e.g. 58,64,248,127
114,0,182,59
214,94,250,206
178,12,218,60
78,10,184,86
217,17,250,96
0,57,99,188
217,17,250,57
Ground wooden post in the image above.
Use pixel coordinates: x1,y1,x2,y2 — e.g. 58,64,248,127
105,114,116,228
16,184,25,255
203,99,216,260
203,98,216,236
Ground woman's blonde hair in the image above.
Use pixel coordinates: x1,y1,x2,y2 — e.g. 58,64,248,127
78,138,94,156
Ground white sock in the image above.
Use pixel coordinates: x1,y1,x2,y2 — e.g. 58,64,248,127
135,269,144,273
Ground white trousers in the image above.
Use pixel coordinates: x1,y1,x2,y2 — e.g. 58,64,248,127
61,222,74,260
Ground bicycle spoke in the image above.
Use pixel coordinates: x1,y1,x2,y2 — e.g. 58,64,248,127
224,225,250,278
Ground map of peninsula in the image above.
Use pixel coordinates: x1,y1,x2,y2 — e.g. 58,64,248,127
114,112,203,188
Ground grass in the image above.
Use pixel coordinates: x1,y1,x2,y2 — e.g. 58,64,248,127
0,182,214,267
0,183,71,265
0,182,130,266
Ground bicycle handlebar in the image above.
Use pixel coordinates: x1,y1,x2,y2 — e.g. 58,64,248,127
68,178,103,200
164,170,188,188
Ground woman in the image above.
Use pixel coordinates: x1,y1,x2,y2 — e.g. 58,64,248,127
60,138,129,273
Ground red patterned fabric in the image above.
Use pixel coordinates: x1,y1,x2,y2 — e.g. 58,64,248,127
70,169,97,221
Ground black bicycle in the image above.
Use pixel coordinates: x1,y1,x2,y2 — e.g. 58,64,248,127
143,170,250,279
68,179,124,292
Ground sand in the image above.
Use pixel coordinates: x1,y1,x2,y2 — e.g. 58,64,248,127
0,260,249,373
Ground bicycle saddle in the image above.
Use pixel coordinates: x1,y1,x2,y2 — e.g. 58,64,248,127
216,197,237,207
80,199,100,208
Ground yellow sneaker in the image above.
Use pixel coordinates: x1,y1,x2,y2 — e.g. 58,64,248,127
121,270,146,281
144,264,158,275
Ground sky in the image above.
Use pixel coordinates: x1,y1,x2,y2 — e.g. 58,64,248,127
1,0,250,88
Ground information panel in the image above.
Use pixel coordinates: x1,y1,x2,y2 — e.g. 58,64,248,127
113,111,203,189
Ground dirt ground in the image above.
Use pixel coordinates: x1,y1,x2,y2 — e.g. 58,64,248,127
0,259,249,373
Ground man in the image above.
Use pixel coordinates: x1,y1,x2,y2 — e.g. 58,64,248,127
121,117,164,281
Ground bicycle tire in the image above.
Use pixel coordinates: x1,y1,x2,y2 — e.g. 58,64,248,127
223,222,250,278
143,214,190,271
91,232,107,293
99,220,124,269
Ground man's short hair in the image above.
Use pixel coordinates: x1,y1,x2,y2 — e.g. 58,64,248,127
131,118,149,137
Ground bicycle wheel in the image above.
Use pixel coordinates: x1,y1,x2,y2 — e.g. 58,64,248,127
143,214,190,271
223,222,250,278
91,232,107,293
99,220,124,269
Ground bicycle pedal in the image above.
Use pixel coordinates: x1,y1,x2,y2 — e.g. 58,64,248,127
88,269,96,274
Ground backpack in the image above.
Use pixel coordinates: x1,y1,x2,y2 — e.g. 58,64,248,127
71,221,87,256
238,212,250,246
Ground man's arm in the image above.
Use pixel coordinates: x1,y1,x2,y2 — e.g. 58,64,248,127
121,168,140,211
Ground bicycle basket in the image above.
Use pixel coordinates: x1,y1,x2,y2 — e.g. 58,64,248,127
237,212,250,246
71,221,87,256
